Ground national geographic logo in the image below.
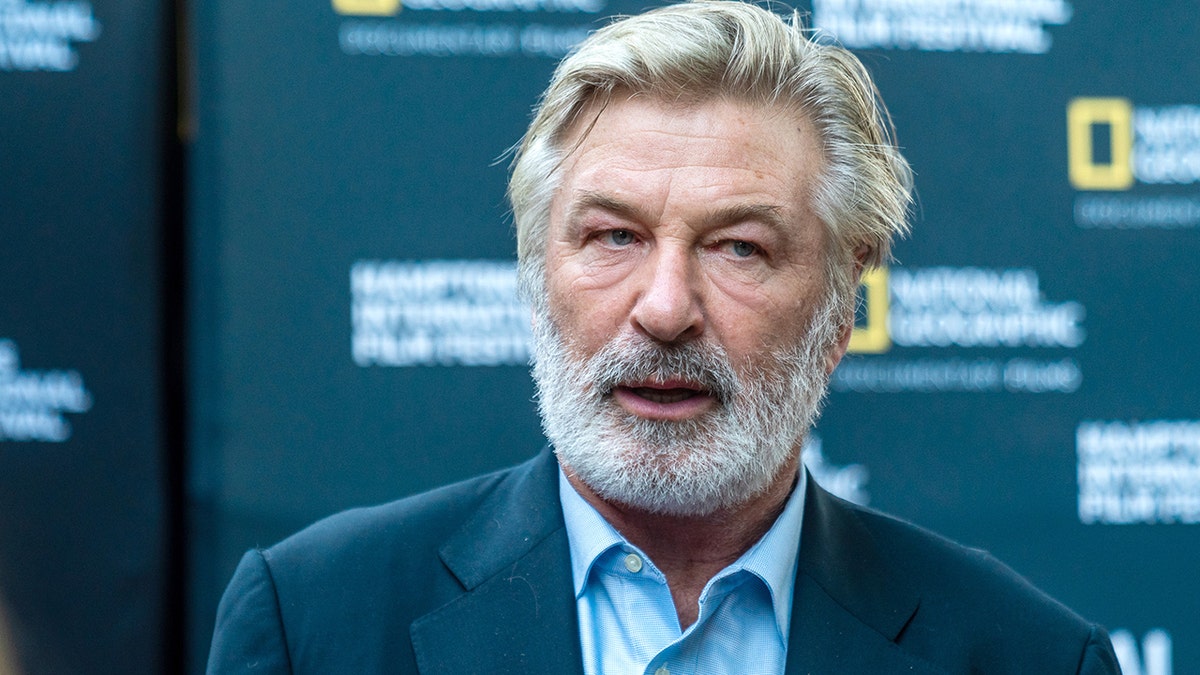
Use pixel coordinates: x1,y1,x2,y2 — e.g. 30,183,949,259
1069,98,1200,189
1068,98,1200,228
834,267,1085,395
332,0,400,15
847,267,1084,354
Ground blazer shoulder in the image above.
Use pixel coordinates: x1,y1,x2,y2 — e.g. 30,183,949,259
816,490,1117,673
213,451,559,673
269,461,515,563
266,451,544,583
851,501,1080,619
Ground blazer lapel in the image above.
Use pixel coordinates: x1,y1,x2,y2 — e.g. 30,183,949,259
409,453,942,674
786,477,946,674
409,449,584,675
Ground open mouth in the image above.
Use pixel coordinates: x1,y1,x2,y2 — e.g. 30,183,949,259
611,380,717,420
626,386,704,404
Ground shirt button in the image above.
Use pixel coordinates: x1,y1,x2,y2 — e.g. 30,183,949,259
655,667,670,675
623,553,643,574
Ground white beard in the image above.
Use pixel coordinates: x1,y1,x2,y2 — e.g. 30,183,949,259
530,292,840,517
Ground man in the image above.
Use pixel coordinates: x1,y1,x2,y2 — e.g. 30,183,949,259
208,2,1121,673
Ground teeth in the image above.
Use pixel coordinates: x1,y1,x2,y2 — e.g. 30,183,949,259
634,387,697,404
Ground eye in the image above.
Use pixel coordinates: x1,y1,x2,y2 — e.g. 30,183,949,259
605,229,636,246
727,240,759,258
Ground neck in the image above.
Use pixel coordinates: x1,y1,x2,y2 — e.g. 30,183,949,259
563,457,799,629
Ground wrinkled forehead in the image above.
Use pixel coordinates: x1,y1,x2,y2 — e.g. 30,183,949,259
556,87,819,157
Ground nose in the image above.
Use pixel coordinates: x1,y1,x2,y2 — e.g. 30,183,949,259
629,246,704,343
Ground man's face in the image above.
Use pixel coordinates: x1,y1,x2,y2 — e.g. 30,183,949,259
531,95,850,516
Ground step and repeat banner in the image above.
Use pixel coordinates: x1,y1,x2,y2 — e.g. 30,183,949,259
189,1,1197,673
0,0,172,672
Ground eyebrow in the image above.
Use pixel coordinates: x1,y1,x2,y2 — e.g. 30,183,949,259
703,203,788,231
567,191,789,231
566,191,649,226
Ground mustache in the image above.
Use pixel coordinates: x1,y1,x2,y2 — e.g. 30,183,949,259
581,333,741,403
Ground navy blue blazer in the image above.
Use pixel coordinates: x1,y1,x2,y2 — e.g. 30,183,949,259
207,448,1120,673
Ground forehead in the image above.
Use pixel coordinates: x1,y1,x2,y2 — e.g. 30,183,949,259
553,94,825,223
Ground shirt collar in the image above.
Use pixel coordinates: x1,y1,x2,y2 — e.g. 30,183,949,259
558,468,628,598
558,462,807,639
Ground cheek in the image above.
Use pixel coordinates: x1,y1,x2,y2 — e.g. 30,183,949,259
545,264,627,348
705,272,826,342
547,240,637,305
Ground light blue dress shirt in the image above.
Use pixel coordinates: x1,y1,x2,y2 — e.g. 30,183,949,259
558,466,807,675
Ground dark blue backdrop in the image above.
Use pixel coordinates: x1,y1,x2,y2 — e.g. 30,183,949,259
2,0,1195,673
186,2,1199,673
0,0,174,672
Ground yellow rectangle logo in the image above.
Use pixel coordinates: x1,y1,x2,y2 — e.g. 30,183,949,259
332,0,401,16
1068,97,1134,191
848,267,890,354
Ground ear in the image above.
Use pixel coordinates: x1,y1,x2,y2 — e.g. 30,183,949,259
823,245,872,375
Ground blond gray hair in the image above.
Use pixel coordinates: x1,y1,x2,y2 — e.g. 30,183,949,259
509,0,912,310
